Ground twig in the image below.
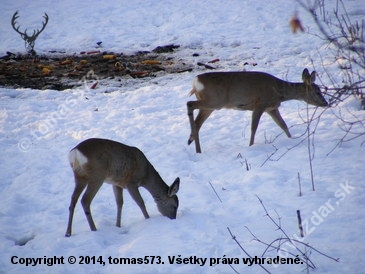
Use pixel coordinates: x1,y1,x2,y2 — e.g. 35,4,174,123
227,227,271,274
297,210,304,237
297,0,365,157
305,104,316,191
298,172,302,197
209,181,223,203
244,226,315,269
254,196,340,263
255,195,317,268
326,107,365,155
260,104,325,168
227,264,240,274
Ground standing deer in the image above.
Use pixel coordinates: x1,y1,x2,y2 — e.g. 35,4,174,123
187,68,328,153
65,138,180,237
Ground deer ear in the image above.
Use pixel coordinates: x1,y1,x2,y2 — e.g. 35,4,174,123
302,68,310,82
168,177,180,196
302,68,315,85
310,71,316,84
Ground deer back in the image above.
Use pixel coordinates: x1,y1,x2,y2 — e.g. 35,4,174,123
69,138,151,188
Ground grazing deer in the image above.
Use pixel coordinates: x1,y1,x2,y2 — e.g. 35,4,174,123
65,138,180,237
187,68,328,153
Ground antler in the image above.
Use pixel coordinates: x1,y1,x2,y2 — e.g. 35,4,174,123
11,11,49,54
11,11,49,39
34,13,49,39
11,11,24,36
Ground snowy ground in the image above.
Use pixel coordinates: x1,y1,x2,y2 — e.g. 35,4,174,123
1,0,364,273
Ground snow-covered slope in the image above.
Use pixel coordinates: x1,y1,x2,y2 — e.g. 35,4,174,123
1,0,364,273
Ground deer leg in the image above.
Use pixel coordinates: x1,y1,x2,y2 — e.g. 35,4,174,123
187,101,214,153
188,109,214,147
113,185,124,227
250,109,264,146
267,109,291,138
65,176,87,237
187,101,202,153
127,185,150,219
195,109,214,134
80,179,104,231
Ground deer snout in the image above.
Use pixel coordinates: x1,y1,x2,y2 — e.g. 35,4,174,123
309,90,329,107
168,214,177,220
322,101,329,107
319,96,329,107
159,205,178,219
157,196,179,219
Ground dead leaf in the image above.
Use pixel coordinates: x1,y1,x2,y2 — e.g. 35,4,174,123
141,60,161,65
290,15,304,33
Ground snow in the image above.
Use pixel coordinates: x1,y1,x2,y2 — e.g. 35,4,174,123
1,0,364,273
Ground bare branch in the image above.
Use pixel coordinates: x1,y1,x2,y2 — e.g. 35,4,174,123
227,227,271,274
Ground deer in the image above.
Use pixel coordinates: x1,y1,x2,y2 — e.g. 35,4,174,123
11,10,49,54
65,138,180,237
187,68,328,153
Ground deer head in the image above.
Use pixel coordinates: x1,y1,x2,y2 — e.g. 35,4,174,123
11,10,49,54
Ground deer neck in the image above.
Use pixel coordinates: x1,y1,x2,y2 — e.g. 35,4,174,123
276,81,306,101
142,164,169,202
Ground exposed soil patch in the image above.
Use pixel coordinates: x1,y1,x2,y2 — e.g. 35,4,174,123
0,45,199,90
